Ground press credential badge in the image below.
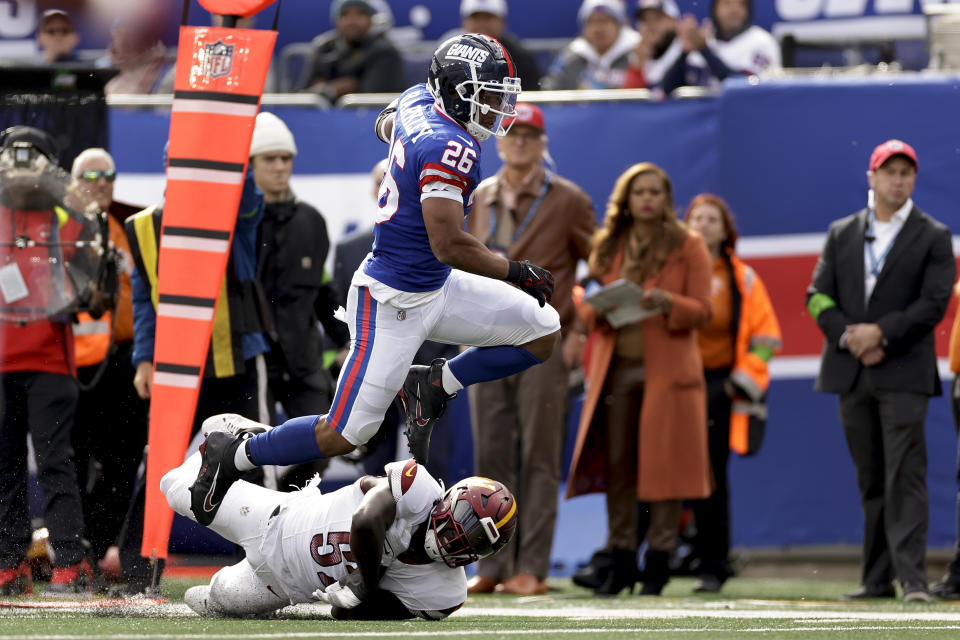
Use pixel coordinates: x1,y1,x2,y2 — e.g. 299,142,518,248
0,263,29,303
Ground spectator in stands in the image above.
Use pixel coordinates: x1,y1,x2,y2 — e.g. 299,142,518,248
444,0,542,90
566,162,712,596
934,283,960,600
0,127,103,595
35,9,80,65
806,139,954,603
684,194,781,594
250,112,349,485
622,0,682,93
464,103,595,596
101,12,175,95
661,0,780,94
300,0,406,102
68,148,147,582
541,0,640,90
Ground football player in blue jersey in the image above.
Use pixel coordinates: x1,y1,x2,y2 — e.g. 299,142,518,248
188,34,562,526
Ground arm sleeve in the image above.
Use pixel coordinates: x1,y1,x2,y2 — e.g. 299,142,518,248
130,266,156,366
570,191,597,261
745,270,783,355
700,45,735,81
806,224,851,345
660,52,688,95
665,234,713,331
375,98,399,143
643,38,684,88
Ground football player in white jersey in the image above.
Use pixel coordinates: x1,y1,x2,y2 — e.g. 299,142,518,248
187,33,562,529
162,416,517,620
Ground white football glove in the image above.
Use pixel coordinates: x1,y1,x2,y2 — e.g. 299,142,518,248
312,573,368,609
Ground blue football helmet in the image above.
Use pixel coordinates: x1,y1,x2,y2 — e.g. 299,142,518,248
427,33,521,141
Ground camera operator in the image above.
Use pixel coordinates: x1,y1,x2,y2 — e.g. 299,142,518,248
0,126,114,595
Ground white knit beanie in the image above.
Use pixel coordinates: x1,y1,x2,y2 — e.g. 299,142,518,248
578,0,627,25
250,112,297,157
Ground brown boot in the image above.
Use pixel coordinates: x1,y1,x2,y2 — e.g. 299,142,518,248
467,575,499,594
497,573,548,595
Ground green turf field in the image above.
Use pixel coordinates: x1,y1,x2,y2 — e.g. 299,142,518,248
3,577,960,639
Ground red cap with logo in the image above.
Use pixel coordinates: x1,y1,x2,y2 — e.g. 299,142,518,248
508,103,545,133
868,139,918,172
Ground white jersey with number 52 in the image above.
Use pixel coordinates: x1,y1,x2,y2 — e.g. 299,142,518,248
264,459,467,615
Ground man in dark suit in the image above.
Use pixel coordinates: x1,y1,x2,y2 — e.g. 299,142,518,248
806,139,955,602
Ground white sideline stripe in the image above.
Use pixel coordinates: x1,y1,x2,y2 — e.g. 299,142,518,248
716,234,960,259
8,602,960,622
157,303,214,321
770,356,952,380
167,167,243,185
5,627,960,639
737,234,825,258
172,99,257,117
153,371,200,389
161,237,230,253
455,606,960,621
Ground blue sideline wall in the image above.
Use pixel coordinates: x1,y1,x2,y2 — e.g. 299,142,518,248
106,75,960,556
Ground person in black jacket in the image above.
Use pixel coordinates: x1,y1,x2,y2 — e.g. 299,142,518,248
299,0,406,101
250,112,349,463
806,139,955,603
457,0,542,90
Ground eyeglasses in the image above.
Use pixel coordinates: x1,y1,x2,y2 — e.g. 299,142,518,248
80,169,116,182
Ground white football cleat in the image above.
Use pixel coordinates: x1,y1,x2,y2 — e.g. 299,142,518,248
184,585,226,617
201,413,271,437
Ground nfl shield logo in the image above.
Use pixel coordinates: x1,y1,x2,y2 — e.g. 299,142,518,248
202,40,234,78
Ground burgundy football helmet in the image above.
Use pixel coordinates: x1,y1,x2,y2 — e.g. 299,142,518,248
424,477,517,568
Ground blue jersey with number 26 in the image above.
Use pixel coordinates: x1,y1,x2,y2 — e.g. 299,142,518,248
363,83,482,292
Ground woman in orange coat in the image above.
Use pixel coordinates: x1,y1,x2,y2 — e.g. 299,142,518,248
685,194,781,594
566,162,713,595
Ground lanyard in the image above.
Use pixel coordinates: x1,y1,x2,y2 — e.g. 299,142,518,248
488,170,552,247
865,210,895,278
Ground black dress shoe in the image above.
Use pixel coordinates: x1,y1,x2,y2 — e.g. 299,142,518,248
931,578,960,600
841,584,896,600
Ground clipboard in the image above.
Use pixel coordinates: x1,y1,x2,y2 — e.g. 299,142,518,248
583,278,659,328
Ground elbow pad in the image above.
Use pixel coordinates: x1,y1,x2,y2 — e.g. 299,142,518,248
375,98,399,143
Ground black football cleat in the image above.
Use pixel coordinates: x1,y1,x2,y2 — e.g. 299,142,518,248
189,431,252,526
395,358,456,465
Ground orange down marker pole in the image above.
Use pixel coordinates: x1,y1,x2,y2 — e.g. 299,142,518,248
141,8,276,560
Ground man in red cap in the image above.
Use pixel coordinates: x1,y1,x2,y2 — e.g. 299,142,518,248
806,139,955,602
464,103,596,595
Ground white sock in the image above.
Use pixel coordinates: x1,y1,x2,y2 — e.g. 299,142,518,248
441,363,463,395
234,441,255,471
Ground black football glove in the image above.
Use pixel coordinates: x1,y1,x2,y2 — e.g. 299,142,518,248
506,260,554,308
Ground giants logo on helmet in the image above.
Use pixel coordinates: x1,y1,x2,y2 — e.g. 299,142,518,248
446,44,489,65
